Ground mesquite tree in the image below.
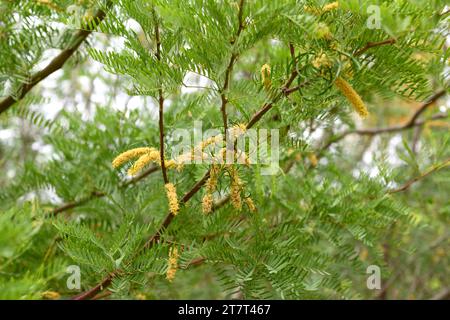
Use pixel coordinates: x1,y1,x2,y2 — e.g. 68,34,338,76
0,0,449,300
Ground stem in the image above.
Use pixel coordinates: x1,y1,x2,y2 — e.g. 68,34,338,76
388,158,450,194
354,38,396,57
153,9,169,184
0,1,112,114
220,0,246,132
319,90,447,153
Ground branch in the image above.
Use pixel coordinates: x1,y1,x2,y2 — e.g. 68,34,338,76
354,38,397,57
406,90,446,127
50,166,158,216
220,0,245,132
0,1,112,114
320,90,447,152
388,158,450,194
152,9,169,184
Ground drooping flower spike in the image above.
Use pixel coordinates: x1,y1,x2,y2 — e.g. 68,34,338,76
334,77,369,118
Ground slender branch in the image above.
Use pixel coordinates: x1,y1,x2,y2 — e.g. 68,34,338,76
50,166,158,216
319,91,447,152
406,90,446,127
0,1,112,114
152,9,169,184
220,0,245,132
388,158,450,194
72,272,115,300
354,38,397,57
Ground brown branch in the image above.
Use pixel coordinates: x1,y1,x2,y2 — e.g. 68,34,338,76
50,166,158,216
0,2,112,114
72,272,116,300
152,9,169,184
220,0,245,132
388,158,450,194
319,90,447,152
406,90,446,127
354,38,397,57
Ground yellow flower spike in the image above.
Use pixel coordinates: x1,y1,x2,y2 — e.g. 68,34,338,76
202,193,213,214
202,165,220,214
206,165,220,192
334,77,369,118
165,183,179,215
127,149,160,176
261,64,272,90
314,22,332,40
112,147,155,168
230,167,242,210
41,291,61,300
244,197,256,212
166,246,179,282
323,1,339,12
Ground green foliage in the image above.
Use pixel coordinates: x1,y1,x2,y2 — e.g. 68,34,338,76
0,0,448,300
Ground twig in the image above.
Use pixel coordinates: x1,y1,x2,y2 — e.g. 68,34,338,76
388,158,450,194
319,90,447,153
220,0,246,132
0,1,112,114
50,166,158,216
354,38,397,57
152,9,169,184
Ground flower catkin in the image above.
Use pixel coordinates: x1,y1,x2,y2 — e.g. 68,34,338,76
166,247,179,282
261,64,271,90
165,183,179,215
334,77,369,118
127,149,160,176
202,165,220,214
202,193,213,214
112,147,154,168
230,167,242,210
244,197,256,212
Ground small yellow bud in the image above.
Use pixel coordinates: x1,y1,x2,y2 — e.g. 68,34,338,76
323,1,339,12
41,291,60,300
304,2,339,15
334,77,369,118
312,52,331,69
135,293,146,300
308,153,318,167
261,64,272,90
314,23,332,40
